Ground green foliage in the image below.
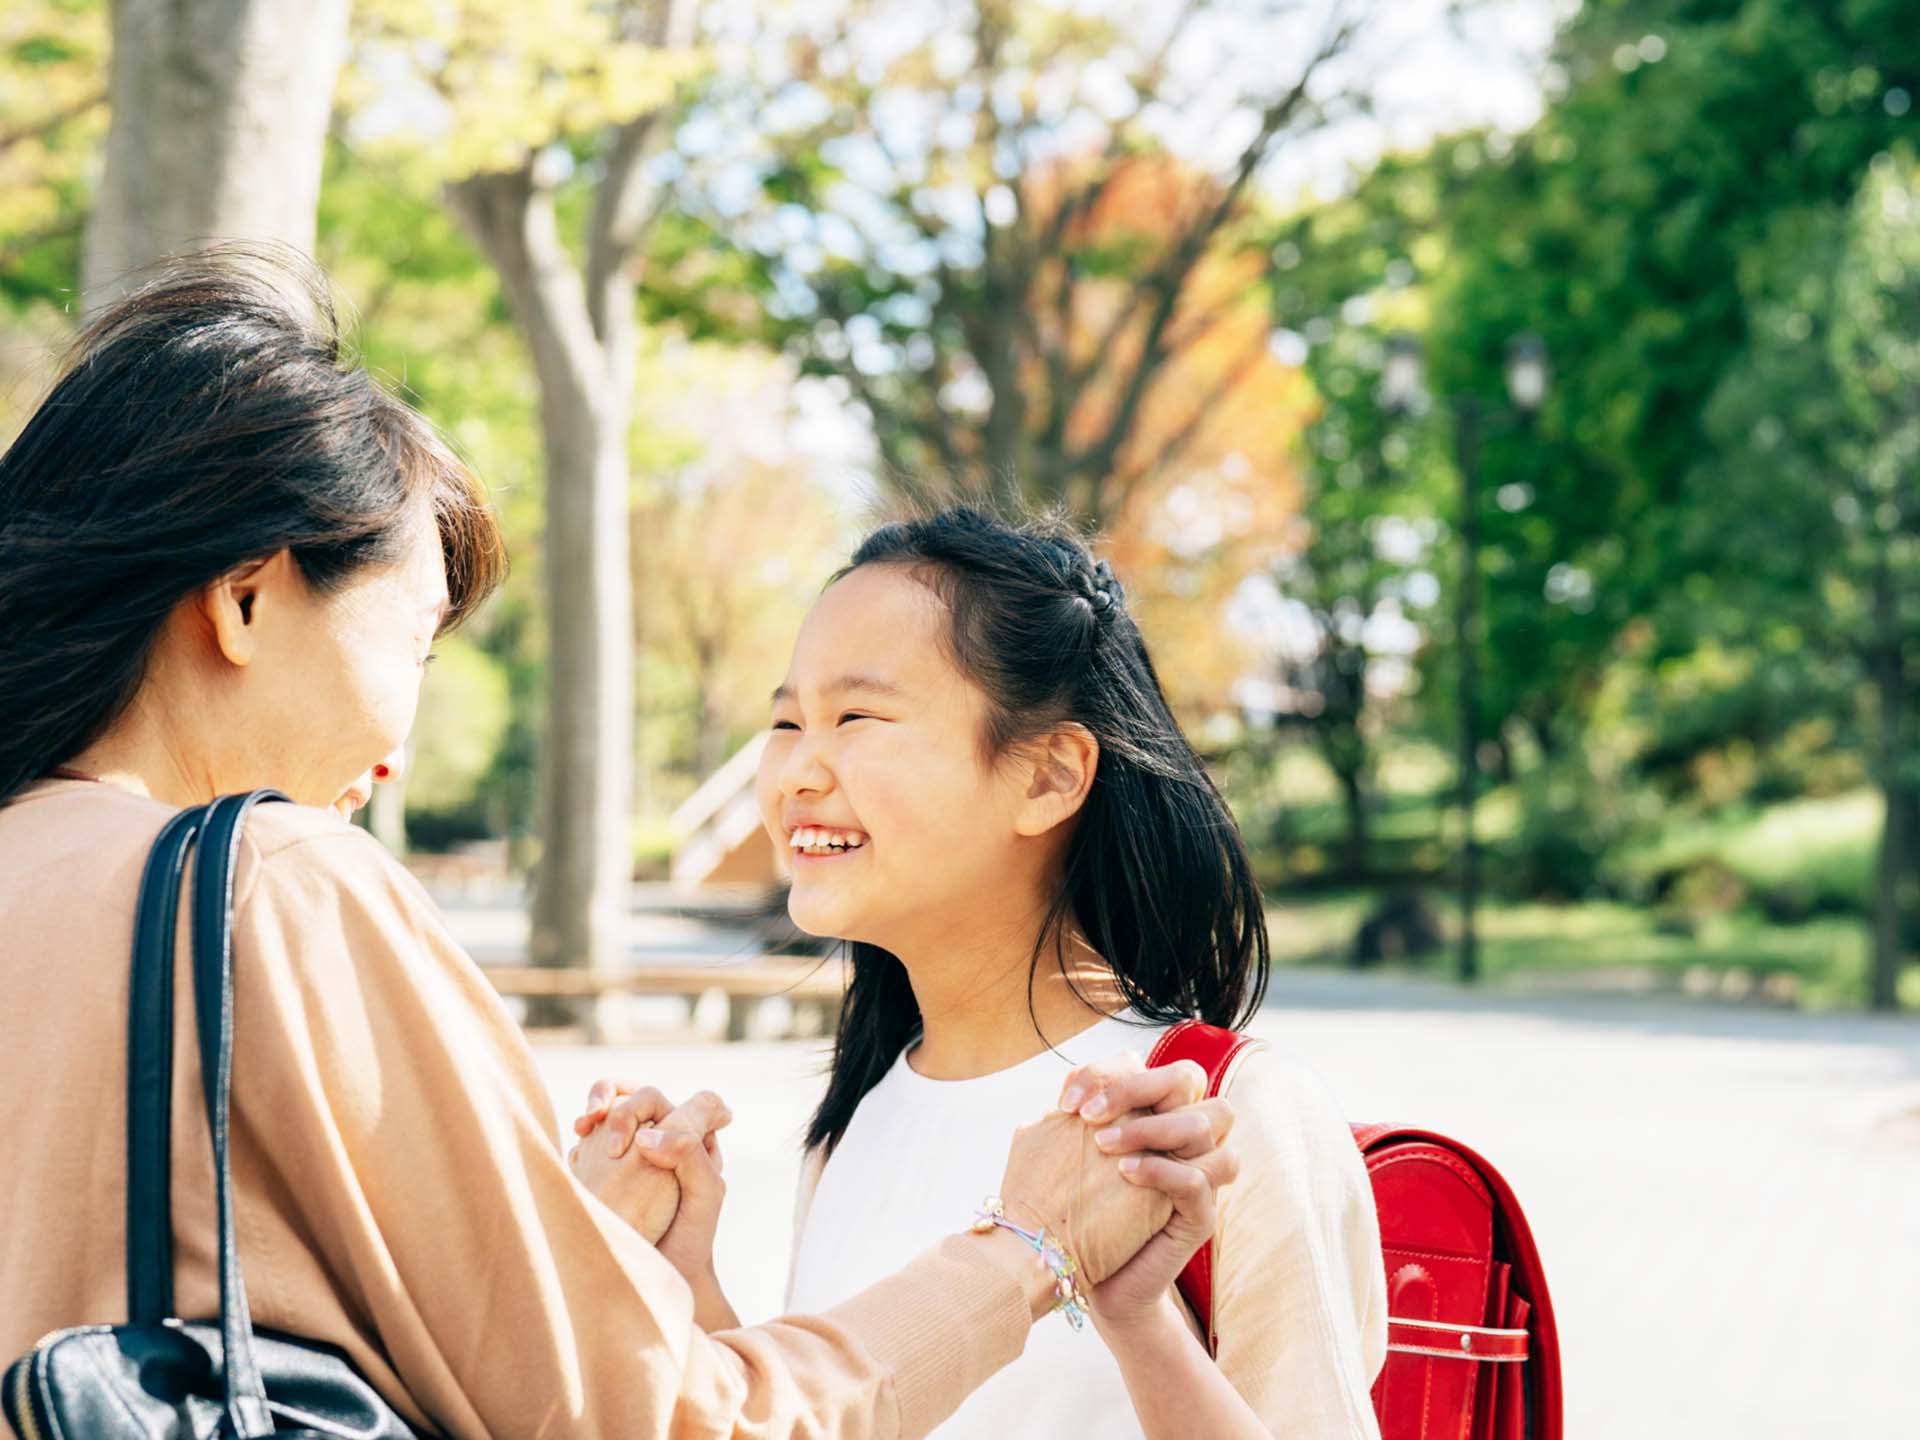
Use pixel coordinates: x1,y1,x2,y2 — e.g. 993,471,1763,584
0,0,105,310
407,636,514,817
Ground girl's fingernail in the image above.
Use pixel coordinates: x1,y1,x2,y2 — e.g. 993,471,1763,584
634,1129,664,1149
1118,1155,1142,1172
1094,1125,1123,1149
1082,1093,1111,1120
1059,1084,1087,1111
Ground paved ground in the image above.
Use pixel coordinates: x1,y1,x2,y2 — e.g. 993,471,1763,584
529,969,1920,1440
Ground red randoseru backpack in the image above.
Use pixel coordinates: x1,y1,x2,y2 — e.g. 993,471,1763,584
1148,1021,1563,1440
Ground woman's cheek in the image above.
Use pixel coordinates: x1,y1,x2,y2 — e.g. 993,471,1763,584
360,649,425,757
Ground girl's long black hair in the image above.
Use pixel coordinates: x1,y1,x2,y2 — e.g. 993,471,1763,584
804,506,1269,1154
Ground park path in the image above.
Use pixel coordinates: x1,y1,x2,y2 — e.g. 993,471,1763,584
530,970,1920,1439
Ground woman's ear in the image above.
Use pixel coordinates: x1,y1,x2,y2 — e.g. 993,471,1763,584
195,552,287,667
1013,723,1100,838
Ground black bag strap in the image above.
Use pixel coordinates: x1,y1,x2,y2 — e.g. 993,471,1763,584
126,803,210,1325
189,789,290,1440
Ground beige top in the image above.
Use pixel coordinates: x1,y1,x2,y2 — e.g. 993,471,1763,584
788,1028,1389,1437
0,779,1033,1438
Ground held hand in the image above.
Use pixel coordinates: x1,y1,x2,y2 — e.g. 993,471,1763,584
624,1091,733,1289
995,1050,1199,1286
1011,1051,1237,1305
596,1089,738,1331
570,1083,682,1242
1082,1091,1238,1332
568,1082,731,1248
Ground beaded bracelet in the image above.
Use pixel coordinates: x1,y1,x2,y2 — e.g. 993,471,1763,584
970,1196,1092,1331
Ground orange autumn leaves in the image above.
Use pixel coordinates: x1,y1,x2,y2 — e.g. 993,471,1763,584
1032,154,1314,717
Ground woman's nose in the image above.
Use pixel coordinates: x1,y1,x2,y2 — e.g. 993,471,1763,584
371,746,408,784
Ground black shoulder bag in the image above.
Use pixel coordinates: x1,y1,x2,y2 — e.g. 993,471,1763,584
4,791,435,1438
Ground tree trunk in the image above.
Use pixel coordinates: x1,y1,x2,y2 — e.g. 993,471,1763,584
529,368,634,1014
692,644,727,779
1336,762,1369,882
1869,549,1909,1011
83,0,347,312
1872,775,1908,1012
446,101,673,1030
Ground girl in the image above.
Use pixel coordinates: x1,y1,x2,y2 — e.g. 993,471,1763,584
594,507,1387,1438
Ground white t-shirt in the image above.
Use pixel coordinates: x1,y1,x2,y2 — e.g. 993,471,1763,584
787,1012,1166,1439
785,1012,1388,1439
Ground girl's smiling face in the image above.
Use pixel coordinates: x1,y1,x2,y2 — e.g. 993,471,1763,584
757,563,1041,950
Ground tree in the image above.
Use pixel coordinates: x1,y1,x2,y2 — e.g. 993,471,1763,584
1699,155,1920,1008
1425,0,1918,763
662,0,1360,524
1276,321,1444,878
82,0,348,311
1258,1,1916,781
349,0,701,1007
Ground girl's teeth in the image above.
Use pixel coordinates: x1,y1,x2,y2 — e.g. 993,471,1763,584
789,827,867,852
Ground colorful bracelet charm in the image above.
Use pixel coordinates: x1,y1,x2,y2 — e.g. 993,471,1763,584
970,1196,1092,1331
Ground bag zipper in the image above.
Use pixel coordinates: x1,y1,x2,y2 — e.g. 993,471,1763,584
5,1354,42,1440
5,1335,63,1440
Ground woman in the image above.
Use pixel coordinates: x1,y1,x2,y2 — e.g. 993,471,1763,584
582,508,1386,1437
0,247,1236,1439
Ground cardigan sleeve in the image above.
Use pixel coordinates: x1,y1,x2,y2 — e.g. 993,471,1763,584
227,814,1031,1439
1208,1045,1387,1438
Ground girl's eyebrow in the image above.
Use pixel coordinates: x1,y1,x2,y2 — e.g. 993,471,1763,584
771,674,908,704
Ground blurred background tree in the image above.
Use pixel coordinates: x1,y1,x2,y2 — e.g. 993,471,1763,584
81,0,346,311
347,0,703,1000
653,0,1359,522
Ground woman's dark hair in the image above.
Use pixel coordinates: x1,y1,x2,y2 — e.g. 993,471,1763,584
805,505,1269,1153
0,243,508,804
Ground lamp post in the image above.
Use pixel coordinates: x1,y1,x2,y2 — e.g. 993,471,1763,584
1381,331,1549,983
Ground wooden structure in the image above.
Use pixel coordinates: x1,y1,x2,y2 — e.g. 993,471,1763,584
669,732,787,888
483,954,842,1042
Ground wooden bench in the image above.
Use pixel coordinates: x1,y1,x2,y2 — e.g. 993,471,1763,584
481,956,844,1041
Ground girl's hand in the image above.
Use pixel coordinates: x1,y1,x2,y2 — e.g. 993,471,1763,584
567,1081,730,1253
1057,1056,1239,1335
572,1076,730,1187
570,1083,679,1240
578,1086,739,1331
636,1112,740,1331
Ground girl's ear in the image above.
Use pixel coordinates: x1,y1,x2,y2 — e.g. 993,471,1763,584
1012,723,1099,838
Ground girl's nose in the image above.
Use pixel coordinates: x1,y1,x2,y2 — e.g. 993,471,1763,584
371,745,408,784
779,738,831,798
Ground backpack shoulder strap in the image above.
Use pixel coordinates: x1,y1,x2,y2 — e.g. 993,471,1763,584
1145,1019,1265,1356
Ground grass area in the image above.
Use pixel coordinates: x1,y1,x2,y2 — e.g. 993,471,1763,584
1265,888,1917,1009
1253,742,1902,1008
1614,788,1879,912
